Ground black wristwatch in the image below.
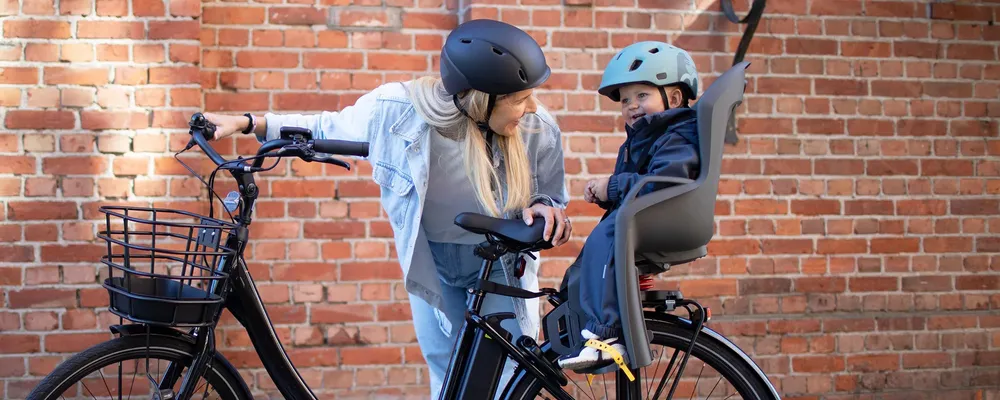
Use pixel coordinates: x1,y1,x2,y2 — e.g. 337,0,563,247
241,113,256,135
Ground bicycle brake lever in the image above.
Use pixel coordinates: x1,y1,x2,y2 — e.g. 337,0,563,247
278,143,314,158
308,155,351,170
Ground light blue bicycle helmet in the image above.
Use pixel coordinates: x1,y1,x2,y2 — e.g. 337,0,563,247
598,41,699,103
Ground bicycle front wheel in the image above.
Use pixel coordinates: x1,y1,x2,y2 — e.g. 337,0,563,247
501,313,780,400
25,334,252,400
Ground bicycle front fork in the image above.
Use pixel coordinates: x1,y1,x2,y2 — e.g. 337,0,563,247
150,326,215,400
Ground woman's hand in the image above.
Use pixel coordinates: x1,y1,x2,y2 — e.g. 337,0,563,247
521,203,572,246
202,112,249,141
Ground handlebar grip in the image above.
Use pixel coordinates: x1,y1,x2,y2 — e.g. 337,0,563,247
313,139,369,158
189,113,226,166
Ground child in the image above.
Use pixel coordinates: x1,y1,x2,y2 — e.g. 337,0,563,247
558,41,702,372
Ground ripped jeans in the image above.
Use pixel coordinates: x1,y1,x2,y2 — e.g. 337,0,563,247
407,240,522,399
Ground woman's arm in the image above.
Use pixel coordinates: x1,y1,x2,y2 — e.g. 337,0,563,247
255,91,379,146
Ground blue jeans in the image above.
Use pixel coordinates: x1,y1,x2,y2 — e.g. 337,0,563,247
408,241,522,399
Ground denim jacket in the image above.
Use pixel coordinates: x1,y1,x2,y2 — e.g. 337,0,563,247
260,81,569,339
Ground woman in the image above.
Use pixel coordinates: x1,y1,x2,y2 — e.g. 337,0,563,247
204,19,571,398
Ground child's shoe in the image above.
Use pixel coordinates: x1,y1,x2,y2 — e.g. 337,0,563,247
557,329,627,371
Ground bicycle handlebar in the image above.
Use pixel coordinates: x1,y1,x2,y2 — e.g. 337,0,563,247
313,139,369,158
185,113,369,171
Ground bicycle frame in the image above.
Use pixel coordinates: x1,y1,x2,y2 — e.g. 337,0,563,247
225,255,319,400
437,241,576,400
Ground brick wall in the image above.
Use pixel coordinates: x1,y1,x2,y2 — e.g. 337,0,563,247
1,0,999,398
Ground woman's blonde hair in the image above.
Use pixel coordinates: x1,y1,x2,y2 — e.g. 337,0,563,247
408,76,532,217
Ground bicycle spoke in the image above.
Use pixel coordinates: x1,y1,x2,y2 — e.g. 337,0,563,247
705,376,723,399
567,374,597,400
689,363,705,400
81,379,98,399
98,368,115,398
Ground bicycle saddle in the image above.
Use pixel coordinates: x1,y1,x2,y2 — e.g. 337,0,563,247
454,212,554,252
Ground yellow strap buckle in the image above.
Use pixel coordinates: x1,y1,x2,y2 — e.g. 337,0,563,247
583,339,635,381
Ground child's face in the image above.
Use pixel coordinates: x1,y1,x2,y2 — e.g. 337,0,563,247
618,83,666,128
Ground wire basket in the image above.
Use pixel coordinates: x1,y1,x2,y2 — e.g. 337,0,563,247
98,205,240,327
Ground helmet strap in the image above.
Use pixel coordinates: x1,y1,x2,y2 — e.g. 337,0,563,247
658,86,670,111
453,93,499,167
452,94,496,133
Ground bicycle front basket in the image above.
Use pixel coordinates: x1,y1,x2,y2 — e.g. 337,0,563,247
98,205,240,327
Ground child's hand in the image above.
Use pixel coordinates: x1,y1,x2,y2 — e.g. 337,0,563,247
587,177,611,203
584,180,598,203
585,177,610,203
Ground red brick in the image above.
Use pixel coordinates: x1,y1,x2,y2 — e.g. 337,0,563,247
894,41,942,58
80,111,147,130
4,20,71,38
0,335,40,353
303,52,364,69
43,67,108,86
401,11,456,29
0,67,39,84
902,276,952,292
8,288,76,308
847,354,900,372
947,44,996,61
6,110,74,130
77,21,144,39
850,277,898,292
367,53,426,71
791,200,841,216
203,6,266,24
312,304,374,323
149,20,199,40
270,6,327,24
341,347,401,365
793,355,845,373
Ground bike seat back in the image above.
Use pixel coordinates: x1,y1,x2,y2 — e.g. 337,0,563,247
618,62,750,275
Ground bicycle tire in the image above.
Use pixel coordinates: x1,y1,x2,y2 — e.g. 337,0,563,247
25,334,252,400
501,313,780,400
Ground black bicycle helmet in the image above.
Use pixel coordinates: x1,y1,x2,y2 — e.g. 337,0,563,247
440,19,551,97
439,19,550,139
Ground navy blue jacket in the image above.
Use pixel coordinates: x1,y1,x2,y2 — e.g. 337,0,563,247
598,107,700,213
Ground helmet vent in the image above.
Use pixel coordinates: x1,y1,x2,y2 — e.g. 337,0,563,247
461,39,472,44
656,72,667,79
492,47,504,55
628,59,643,71
648,47,660,54
518,69,527,82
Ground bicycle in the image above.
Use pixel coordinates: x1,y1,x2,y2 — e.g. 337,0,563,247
25,61,778,400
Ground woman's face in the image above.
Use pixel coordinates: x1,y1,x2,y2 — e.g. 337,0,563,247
488,89,537,136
